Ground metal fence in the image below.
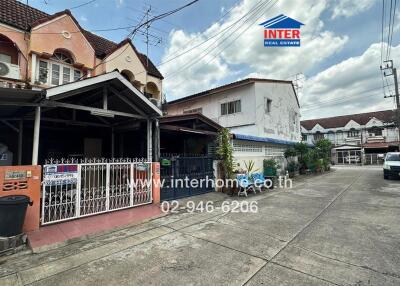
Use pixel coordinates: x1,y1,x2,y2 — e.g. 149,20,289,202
160,156,215,201
41,158,152,225
364,153,385,165
336,150,362,165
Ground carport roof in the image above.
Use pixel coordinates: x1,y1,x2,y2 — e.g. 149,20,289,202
46,71,162,117
0,87,44,117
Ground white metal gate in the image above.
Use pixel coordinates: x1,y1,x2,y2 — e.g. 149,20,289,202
41,158,152,225
336,150,362,165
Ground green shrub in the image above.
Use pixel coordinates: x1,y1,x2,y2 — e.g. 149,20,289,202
263,159,277,176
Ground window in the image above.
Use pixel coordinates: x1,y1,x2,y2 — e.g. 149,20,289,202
38,61,48,83
63,67,71,84
348,129,359,137
37,59,82,86
51,64,60,85
183,107,203,114
265,98,272,113
265,145,285,157
0,53,11,63
314,132,324,141
52,52,73,64
233,141,262,153
74,70,82,81
302,134,307,141
368,127,383,136
221,100,241,115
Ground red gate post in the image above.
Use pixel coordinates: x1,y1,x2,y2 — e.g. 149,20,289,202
0,165,41,232
152,162,160,204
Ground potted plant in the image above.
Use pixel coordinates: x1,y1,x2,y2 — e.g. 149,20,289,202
244,160,259,175
263,159,277,177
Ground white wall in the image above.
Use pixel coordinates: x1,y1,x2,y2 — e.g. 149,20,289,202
167,81,301,142
253,81,300,142
168,83,256,128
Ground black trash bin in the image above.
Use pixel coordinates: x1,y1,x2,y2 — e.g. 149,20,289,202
0,195,31,237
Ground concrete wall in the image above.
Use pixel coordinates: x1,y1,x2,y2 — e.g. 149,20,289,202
167,81,301,142
0,14,162,92
0,23,29,80
167,83,256,128
102,43,162,99
30,15,96,69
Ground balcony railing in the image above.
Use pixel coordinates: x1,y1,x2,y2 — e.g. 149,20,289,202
366,135,385,143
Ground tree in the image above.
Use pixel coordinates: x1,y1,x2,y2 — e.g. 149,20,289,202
315,138,332,160
284,147,297,159
216,128,234,180
294,142,309,172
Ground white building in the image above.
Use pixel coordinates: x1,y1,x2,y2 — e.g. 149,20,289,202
301,110,399,165
167,78,301,171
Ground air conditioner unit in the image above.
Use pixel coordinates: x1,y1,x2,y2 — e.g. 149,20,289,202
0,62,20,80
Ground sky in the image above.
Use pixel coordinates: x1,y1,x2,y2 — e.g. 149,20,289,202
24,0,399,120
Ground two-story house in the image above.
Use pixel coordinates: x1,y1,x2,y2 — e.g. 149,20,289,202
167,78,301,171
0,0,164,165
0,0,163,100
301,110,399,165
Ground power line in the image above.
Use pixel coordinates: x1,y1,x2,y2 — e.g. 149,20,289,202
164,0,276,79
69,0,97,10
201,0,278,70
122,0,267,81
77,0,199,79
301,83,394,110
153,0,244,63
389,0,397,59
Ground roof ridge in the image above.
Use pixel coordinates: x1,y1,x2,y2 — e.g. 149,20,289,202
168,77,295,105
301,109,395,122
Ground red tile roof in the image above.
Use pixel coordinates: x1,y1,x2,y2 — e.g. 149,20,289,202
0,0,163,79
301,110,396,130
0,0,47,30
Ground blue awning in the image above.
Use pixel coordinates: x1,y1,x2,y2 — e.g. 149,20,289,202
232,133,314,147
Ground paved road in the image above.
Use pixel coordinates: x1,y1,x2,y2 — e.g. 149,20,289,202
1,168,400,285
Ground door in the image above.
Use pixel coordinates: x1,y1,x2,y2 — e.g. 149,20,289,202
84,138,102,158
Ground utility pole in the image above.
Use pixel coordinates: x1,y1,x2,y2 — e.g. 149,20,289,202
381,60,400,147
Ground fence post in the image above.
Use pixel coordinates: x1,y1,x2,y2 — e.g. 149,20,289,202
130,163,134,207
105,164,110,211
76,164,81,218
152,162,160,204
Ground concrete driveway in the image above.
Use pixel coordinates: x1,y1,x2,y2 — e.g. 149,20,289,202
1,168,400,285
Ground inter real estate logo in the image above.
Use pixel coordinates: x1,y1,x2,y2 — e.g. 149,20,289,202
259,14,304,47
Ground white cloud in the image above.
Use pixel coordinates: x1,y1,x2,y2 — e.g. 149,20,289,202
79,15,88,22
161,0,348,99
300,42,397,120
330,0,375,19
116,0,124,8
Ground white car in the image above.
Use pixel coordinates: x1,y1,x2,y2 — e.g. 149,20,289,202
383,152,400,179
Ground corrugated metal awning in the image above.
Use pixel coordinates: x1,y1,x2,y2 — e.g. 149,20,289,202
232,133,304,146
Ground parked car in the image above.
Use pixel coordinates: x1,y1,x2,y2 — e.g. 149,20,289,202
383,152,400,179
